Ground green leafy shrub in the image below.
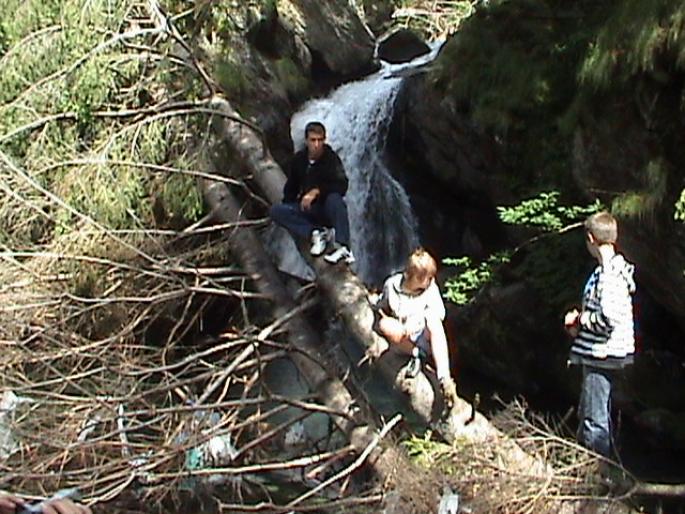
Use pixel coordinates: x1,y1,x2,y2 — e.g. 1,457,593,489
498,191,602,231
402,432,457,473
444,192,602,307
443,252,511,305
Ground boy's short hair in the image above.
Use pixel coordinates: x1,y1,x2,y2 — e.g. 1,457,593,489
405,248,437,282
304,121,326,138
585,211,618,245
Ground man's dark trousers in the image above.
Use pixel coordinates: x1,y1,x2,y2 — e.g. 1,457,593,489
270,193,350,246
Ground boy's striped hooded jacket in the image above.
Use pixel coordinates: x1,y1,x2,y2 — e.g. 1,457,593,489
570,253,636,369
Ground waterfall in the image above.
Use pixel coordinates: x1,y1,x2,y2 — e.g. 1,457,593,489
295,48,441,285
266,46,441,286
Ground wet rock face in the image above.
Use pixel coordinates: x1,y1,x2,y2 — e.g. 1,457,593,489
572,110,685,328
236,0,378,165
377,29,430,63
280,0,377,78
386,72,510,260
448,281,577,401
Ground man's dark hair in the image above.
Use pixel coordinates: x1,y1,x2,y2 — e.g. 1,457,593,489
304,121,326,138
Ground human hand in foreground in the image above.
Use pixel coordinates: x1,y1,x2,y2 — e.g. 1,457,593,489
0,495,24,514
38,499,92,514
0,494,91,514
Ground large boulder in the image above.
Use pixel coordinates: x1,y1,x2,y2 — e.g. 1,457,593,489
209,0,378,166
278,0,377,77
217,0,379,163
449,281,573,398
572,111,685,329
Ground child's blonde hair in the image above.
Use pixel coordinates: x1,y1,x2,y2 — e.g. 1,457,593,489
404,248,437,282
585,211,618,245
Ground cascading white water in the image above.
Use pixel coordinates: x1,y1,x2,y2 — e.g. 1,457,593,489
290,47,440,285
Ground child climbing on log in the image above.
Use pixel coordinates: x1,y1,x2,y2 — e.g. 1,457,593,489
373,248,458,408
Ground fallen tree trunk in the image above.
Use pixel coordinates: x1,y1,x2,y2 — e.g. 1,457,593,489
201,175,358,438
206,95,521,441
199,171,440,509
201,95,662,513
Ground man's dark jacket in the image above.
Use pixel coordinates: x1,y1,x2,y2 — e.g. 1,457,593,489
282,144,348,203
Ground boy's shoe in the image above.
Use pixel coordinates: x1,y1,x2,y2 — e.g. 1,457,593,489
405,354,422,378
323,244,355,264
440,377,458,410
310,228,334,256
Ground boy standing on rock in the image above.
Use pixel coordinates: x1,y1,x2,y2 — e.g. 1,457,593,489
564,211,636,457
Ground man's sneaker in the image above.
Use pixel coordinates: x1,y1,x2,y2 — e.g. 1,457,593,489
440,377,458,410
323,244,355,264
310,228,333,256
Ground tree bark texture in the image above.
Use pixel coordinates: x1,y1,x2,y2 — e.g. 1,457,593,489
200,173,422,504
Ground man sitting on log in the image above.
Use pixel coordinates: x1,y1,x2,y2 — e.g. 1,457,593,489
374,248,458,408
270,121,355,264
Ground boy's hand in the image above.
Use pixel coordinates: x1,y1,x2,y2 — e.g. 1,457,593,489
564,309,580,337
0,494,24,514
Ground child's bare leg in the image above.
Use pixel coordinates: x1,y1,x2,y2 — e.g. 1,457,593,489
377,315,414,354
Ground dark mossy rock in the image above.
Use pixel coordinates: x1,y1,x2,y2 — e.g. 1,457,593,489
448,280,575,400
377,29,430,64
386,72,510,260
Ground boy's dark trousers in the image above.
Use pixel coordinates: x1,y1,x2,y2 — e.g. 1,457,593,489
577,364,614,457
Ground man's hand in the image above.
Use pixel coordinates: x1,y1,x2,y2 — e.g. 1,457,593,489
564,308,580,337
300,188,320,211
0,494,24,514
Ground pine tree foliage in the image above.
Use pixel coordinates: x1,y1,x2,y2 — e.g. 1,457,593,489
431,0,685,217
0,0,206,250
431,0,592,130
0,1,330,504
580,0,685,90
